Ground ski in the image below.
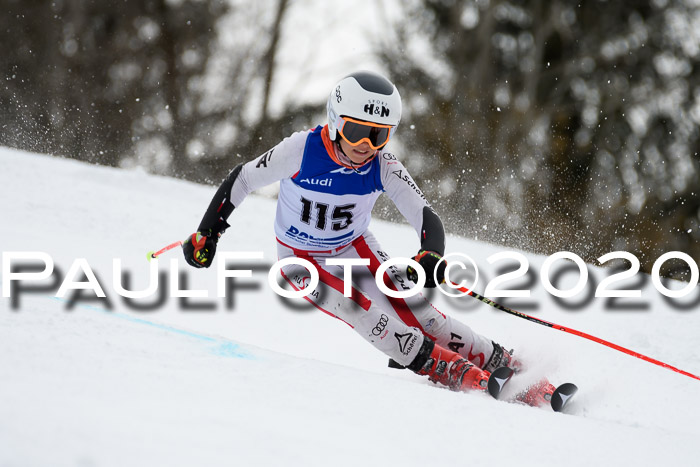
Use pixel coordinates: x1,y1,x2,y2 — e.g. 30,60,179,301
389,358,576,412
486,366,515,399
551,382,578,412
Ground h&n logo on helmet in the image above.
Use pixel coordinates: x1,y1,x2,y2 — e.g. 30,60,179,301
364,100,390,118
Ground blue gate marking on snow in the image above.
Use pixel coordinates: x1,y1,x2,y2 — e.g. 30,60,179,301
47,296,253,360
0,270,253,360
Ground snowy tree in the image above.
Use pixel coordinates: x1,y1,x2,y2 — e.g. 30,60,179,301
378,0,700,275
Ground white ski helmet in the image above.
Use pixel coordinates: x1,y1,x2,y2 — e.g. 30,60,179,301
327,71,402,147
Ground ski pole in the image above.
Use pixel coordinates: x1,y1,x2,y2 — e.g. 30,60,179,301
451,282,700,382
147,240,183,261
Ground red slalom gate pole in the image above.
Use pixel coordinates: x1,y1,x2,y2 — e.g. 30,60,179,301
147,240,183,261
452,283,700,382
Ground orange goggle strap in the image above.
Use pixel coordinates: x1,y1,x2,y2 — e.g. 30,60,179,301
336,116,395,150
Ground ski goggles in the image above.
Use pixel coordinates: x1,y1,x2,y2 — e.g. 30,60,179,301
337,116,395,150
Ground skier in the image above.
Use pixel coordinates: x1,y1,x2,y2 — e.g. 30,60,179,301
182,71,519,393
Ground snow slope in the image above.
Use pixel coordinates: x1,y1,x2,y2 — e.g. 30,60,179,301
1,148,699,467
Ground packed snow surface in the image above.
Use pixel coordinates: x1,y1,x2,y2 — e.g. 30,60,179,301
1,148,699,466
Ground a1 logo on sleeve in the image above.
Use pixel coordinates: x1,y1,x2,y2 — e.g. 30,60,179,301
256,149,274,168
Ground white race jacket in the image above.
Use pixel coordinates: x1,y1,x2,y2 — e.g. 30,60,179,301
228,125,431,251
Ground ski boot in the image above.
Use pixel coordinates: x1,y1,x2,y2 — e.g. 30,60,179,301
513,378,557,407
408,339,490,392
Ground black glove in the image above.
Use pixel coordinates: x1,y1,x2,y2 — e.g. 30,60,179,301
406,250,446,288
182,231,219,268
